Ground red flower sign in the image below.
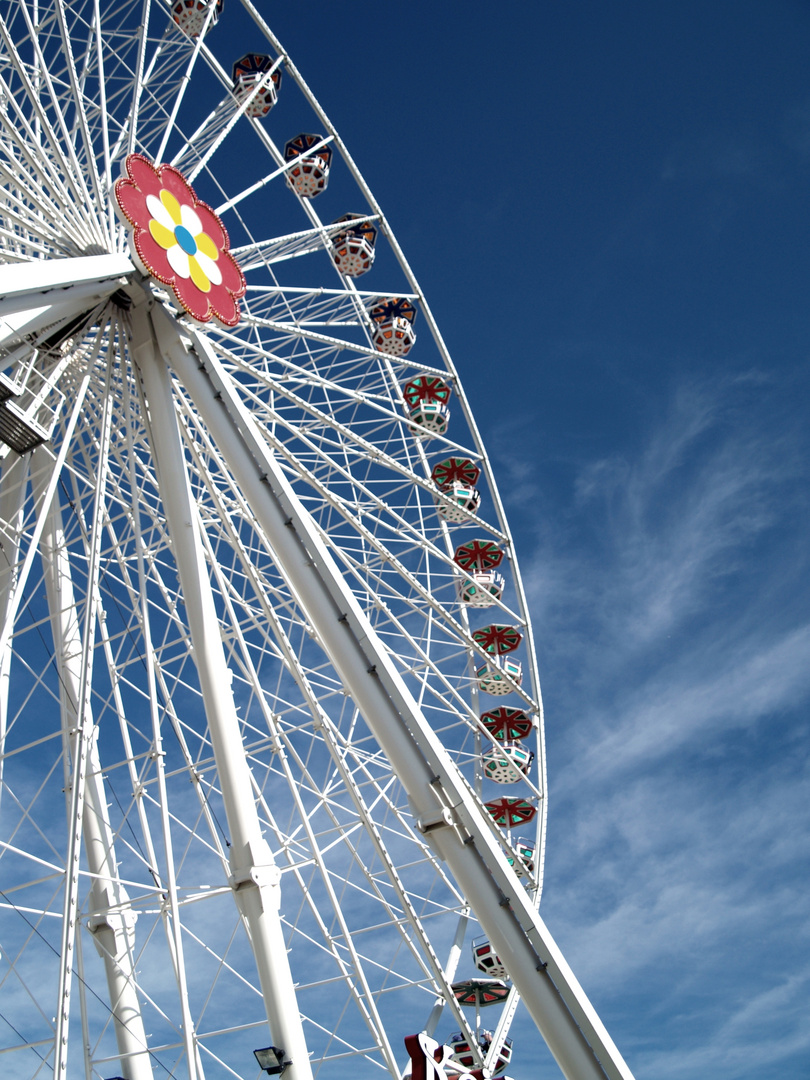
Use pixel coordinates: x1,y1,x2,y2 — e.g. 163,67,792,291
114,154,246,327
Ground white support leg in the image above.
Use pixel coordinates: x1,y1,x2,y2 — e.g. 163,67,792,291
0,453,28,786
129,305,314,1080
35,474,153,1080
154,305,635,1080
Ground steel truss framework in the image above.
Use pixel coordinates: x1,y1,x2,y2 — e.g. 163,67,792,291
0,4,635,1080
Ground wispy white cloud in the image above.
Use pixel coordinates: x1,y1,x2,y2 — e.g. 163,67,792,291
504,372,810,1079
560,622,810,780
525,373,804,651
633,969,810,1080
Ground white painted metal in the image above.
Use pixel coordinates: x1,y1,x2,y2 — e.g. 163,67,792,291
0,5,636,1080
49,340,115,1080
130,304,314,1080
0,255,134,318
36,466,153,1080
156,304,633,1080
0,453,27,787
0,300,106,353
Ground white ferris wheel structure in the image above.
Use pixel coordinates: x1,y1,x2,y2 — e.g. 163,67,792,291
0,3,637,1080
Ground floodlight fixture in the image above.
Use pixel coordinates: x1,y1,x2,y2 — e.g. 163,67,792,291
254,1046,291,1075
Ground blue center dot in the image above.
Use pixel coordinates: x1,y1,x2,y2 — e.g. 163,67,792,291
174,224,197,256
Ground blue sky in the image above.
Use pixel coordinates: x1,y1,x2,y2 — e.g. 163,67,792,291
258,3,810,1078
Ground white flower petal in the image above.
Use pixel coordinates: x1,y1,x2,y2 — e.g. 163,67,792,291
194,249,222,286
146,193,176,231
180,203,203,237
166,244,190,279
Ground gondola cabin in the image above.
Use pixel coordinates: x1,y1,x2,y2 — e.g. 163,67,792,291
454,539,505,607
432,458,482,521
330,214,377,277
458,571,504,607
370,297,417,356
476,657,523,695
472,623,522,655
451,978,511,1008
446,1031,513,1076
402,375,452,437
484,796,537,829
431,457,481,489
479,706,533,742
410,400,449,437
284,133,333,197
436,481,481,522
453,539,504,572
506,838,536,878
0,346,65,454
482,741,534,784
472,937,508,979
232,54,281,117
171,0,223,37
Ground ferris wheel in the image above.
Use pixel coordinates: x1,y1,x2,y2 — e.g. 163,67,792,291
0,4,636,1080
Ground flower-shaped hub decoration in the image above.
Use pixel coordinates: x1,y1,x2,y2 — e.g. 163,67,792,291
114,154,246,327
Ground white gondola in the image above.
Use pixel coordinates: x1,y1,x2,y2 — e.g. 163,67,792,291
232,54,281,118
372,315,417,356
482,741,534,783
476,657,523,695
170,0,223,37
330,215,377,277
435,480,482,522
472,936,508,979
410,400,450,437
284,134,332,198
458,570,505,607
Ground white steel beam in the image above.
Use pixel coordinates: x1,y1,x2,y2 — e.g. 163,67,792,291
0,297,105,354
44,340,117,1080
0,254,134,319
153,301,636,1080
128,303,314,1080
0,454,28,783
173,405,477,1052
34,457,153,1080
